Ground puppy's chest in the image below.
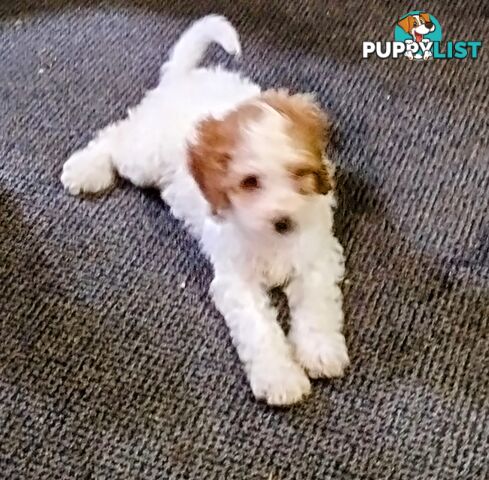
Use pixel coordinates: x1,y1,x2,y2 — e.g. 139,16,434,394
252,248,296,288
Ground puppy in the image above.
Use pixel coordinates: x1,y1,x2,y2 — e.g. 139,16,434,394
397,13,436,60
61,15,349,405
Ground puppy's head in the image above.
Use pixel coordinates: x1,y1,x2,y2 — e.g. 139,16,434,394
398,13,435,39
188,89,334,239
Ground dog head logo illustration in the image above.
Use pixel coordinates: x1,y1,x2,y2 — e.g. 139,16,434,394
394,11,442,60
398,13,435,43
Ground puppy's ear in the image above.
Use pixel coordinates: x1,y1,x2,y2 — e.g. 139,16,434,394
397,15,414,33
316,162,335,195
262,89,334,194
262,89,332,152
188,117,233,216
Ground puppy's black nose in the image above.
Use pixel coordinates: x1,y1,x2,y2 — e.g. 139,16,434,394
425,21,433,29
273,216,293,234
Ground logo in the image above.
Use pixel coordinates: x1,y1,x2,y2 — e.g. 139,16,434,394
395,11,442,60
363,11,482,60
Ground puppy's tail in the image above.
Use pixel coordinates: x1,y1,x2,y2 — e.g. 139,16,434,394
161,15,241,77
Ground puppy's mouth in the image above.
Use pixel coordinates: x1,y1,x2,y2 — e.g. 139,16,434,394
415,32,423,42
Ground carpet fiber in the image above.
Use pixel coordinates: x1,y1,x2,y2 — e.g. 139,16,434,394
1,1,488,478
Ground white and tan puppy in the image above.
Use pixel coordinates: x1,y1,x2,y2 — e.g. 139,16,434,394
61,15,349,405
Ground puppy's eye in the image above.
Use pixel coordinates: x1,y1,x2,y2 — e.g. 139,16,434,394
240,175,260,191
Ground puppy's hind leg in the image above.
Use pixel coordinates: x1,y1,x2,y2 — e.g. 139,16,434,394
61,123,121,196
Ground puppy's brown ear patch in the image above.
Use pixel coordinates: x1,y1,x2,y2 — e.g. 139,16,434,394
316,163,335,195
419,12,431,24
188,102,263,215
188,117,234,216
397,15,414,33
263,89,335,195
261,89,332,153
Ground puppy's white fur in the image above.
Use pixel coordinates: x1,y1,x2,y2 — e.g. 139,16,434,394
61,15,349,405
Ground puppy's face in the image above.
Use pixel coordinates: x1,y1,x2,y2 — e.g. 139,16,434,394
398,13,435,40
188,89,333,239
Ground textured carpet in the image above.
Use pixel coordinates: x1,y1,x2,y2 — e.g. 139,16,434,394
1,1,488,479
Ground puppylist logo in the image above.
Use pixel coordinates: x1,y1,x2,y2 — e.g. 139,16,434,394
363,11,482,60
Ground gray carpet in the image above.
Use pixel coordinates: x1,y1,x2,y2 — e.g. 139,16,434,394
1,1,488,478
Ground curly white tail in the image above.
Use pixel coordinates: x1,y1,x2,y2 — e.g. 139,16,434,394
161,15,241,77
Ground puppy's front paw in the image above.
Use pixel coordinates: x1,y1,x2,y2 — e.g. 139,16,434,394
249,356,311,406
292,331,350,379
61,148,114,195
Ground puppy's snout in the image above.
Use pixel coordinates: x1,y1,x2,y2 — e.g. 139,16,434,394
273,216,294,235
425,21,434,29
